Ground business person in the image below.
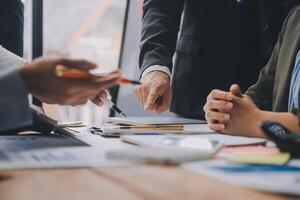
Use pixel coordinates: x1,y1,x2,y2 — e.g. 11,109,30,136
0,46,119,132
135,0,298,119
0,0,24,56
203,6,300,138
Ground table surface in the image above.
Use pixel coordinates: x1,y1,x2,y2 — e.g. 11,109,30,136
0,125,298,200
0,166,298,200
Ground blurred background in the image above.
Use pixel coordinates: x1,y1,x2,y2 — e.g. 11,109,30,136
22,0,170,126
23,0,127,125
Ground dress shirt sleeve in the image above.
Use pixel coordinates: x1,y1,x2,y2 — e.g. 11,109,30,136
141,65,172,80
0,46,32,132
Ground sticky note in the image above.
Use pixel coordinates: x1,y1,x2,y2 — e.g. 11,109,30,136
226,153,291,166
223,146,280,154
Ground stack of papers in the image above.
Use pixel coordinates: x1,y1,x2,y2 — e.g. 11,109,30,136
107,117,206,125
100,117,208,137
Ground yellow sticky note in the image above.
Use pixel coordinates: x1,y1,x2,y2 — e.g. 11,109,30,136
226,153,291,166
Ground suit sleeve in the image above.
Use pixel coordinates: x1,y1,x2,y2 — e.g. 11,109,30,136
0,46,32,132
139,0,184,74
246,9,292,111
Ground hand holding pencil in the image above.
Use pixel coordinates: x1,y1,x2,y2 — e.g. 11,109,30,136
20,57,121,106
55,65,141,85
55,64,141,115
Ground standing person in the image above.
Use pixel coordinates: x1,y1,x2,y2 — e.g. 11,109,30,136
135,0,298,119
0,0,24,56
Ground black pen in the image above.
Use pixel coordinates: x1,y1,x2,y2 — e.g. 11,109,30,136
100,97,127,118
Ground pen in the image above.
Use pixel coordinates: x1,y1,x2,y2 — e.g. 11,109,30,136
55,65,141,85
100,97,127,118
111,125,184,130
116,127,184,131
55,65,128,117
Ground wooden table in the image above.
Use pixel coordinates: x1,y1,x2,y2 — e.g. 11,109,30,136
0,166,298,200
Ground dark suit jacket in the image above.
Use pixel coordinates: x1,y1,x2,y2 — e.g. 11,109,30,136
139,0,298,119
0,0,24,56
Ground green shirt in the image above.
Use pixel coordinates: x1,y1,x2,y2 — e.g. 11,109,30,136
246,6,300,123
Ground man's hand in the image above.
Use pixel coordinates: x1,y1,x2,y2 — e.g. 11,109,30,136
135,71,172,114
203,84,265,138
20,57,120,106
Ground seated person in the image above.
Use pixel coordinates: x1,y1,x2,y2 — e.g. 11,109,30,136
203,6,300,138
0,46,119,132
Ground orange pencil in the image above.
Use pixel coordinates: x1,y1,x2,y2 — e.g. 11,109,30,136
55,65,90,79
55,65,141,85
117,78,141,85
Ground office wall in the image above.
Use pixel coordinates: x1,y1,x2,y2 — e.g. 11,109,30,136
117,0,172,117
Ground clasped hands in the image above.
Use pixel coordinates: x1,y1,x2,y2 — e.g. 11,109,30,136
203,84,265,138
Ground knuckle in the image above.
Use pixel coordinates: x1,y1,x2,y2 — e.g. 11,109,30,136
206,111,213,119
205,112,209,120
134,86,140,92
152,83,161,90
207,101,213,108
221,101,227,107
211,89,217,96
208,124,216,131
203,104,207,112
207,95,211,101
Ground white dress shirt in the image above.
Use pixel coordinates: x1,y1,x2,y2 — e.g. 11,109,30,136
141,65,172,80
0,46,32,132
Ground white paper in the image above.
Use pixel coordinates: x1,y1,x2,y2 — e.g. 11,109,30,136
184,160,300,196
0,147,132,170
0,128,133,170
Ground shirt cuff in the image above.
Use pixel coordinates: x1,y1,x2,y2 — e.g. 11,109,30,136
141,65,172,80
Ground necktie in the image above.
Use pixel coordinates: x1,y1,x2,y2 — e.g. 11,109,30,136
288,50,300,111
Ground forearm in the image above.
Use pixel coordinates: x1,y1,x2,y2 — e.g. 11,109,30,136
260,111,300,133
239,111,300,138
139,0,184,73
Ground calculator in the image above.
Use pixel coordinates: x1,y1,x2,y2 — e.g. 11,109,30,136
261,121,300,158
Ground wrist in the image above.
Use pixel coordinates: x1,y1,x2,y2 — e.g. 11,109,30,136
142,70,171,83
252,110,268,138
150,70,170,81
